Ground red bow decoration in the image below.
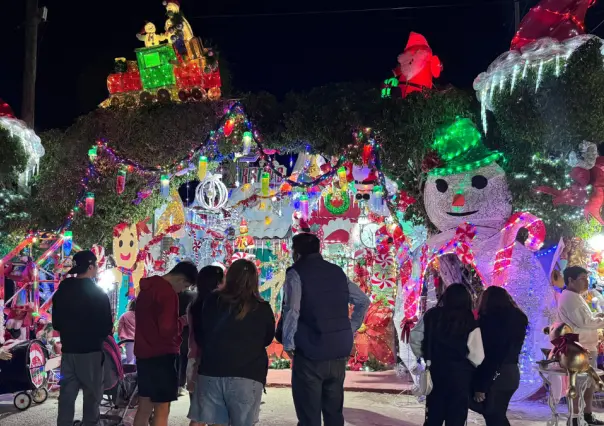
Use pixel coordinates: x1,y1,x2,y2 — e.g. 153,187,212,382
154,260,166,271
551,333,584,358
350,304,395,366
536,157,604,224
168,246,180,255
400,316,418,343
375,224,405,255
397,191,416,212
421,150,443,173
136,217,151,238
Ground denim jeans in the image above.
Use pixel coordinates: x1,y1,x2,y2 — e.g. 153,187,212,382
188,375,263,426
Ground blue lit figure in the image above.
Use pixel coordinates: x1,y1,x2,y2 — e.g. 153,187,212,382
63,237,73,257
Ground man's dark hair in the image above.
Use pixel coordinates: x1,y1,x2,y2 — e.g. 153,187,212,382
292,233,321,257
168,261,198,284
563,266,588,286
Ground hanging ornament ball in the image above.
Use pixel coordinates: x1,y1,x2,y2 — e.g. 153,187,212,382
178,179,200,207
223,119,235,137
195,174,228,211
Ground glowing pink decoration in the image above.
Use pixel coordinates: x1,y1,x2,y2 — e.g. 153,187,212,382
85,192,95,217
116,169,127,195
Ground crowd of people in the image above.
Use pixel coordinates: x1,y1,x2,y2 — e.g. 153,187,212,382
47,237,604,426
51,233,370,426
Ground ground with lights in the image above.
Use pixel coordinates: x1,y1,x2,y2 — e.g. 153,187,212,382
5,0,604,406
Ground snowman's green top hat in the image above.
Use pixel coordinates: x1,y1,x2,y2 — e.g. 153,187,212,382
429,117,503,176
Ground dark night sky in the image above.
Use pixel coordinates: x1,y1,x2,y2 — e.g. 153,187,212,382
2,0,604,131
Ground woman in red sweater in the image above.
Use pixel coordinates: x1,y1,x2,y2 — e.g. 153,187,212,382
187,265,225,426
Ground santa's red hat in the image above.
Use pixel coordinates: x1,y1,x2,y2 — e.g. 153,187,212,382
299,219,311,233
240,217,248,227
0,99,15,119
405,32,431,52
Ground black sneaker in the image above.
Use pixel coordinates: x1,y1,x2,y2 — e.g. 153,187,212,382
585,413,604,425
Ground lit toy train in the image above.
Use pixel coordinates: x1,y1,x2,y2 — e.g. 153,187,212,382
100,1,221,108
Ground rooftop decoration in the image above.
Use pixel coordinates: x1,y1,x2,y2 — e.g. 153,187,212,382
101,1,221,108
0,98,45,187
473,0,600,132
382,32,442,99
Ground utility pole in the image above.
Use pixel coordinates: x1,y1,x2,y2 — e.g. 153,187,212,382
22,0,46,128
514,0,521,32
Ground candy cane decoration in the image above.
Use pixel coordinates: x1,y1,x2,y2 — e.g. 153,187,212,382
91,245,106,269
492,212,545,287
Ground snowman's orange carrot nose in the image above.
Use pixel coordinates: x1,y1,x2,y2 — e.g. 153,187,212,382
452,194,465,207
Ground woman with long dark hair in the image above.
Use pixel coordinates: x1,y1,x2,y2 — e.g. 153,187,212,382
189,259,275,426
471,286,528,426
187,265,224,426
410,283,484,426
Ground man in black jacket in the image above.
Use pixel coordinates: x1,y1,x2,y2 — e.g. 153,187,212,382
279,233,370,426
53,250,113,426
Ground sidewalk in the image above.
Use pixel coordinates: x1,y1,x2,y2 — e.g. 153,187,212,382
267,369,413,394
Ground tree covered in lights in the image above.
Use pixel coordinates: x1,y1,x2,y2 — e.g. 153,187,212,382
483,38,604,239
0,126,30,242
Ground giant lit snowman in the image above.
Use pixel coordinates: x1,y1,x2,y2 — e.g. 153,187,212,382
408,118,552,399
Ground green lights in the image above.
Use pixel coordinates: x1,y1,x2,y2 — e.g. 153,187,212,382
135,45,177,90
430,118,503,176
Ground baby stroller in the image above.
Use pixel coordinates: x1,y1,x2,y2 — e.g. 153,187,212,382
74,337,139,426
0,339,49,410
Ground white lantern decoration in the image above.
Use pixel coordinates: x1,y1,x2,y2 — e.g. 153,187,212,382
195,173,228,211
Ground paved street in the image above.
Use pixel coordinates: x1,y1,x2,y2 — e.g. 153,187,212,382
0,388,559,425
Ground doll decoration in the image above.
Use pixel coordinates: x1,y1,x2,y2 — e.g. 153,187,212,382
235,218,255,251
112,219,151,319
136,22,168,47
163,0,203,61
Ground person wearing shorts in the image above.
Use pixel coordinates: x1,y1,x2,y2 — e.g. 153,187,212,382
188,259,275,426
133,262,198,426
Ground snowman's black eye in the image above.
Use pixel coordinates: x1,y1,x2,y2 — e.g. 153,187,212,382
130,240,134,247
119,240,123,248
435,179,448,193
472,175,488,190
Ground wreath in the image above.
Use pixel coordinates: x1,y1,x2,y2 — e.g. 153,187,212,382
325,191,350,215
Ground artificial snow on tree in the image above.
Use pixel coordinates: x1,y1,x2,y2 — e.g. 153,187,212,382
397,118,553,400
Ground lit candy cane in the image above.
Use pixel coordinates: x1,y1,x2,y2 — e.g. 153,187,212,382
91,245,106,269
492,212,545,287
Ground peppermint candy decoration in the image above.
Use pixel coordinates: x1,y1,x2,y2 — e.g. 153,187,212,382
371,272,396,289
231,252,254,263
374,253,394,269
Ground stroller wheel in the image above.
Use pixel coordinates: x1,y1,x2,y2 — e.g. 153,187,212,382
32,387,49,404
14,392,32,411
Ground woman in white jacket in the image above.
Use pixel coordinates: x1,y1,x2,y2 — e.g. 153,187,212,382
410,284,484,426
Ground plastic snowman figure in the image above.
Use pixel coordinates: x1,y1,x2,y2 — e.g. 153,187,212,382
419,118,552,399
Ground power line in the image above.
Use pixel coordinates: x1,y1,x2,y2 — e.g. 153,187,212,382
190,1,515,20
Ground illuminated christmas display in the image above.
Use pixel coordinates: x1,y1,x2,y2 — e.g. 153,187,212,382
101,2,221,108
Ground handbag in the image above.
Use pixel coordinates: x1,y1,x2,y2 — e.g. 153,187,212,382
414,315,433,396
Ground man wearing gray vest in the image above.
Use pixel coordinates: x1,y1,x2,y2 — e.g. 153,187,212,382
281,232,370,426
